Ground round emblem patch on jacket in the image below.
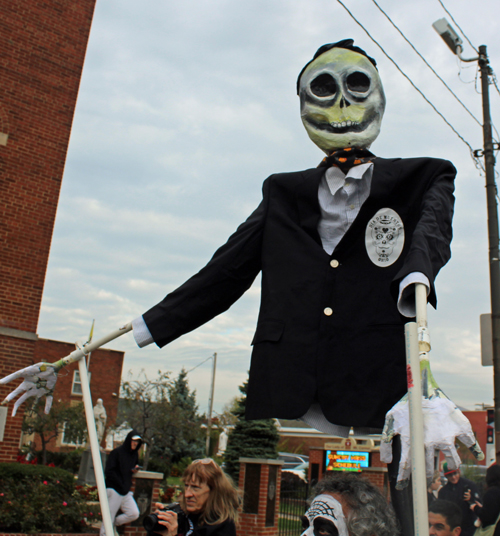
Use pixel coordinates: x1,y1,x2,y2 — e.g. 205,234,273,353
365,208,405,267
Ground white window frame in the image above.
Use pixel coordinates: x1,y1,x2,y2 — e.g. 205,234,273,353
71,370,91,395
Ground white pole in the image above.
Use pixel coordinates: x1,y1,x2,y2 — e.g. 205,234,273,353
78,351,114,535
205,352,217,456
406,282,430,535
405,322,428,536
53,323,132,370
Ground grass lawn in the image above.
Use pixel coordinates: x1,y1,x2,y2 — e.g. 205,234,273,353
167,475,182,487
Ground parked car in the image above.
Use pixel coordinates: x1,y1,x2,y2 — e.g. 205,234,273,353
282,461,309,481
278,452,309,470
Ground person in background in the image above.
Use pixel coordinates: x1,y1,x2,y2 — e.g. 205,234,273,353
101,430,142,536
151,458,239,536
429,500,462,536
470,464,500,536
429,470,443,506
438,464,480,536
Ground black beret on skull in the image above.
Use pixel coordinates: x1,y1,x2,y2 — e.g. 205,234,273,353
296,39,378,95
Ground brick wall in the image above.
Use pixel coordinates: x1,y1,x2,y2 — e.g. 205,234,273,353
124,473,164,536
238,461,282,536
0,0,97,461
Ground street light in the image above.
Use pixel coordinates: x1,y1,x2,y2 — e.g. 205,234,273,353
432,18,478,62
434,19,500,462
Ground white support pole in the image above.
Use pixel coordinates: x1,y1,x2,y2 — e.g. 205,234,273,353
54,323,132,370
406,281,431,535
205,352,217,456
415,283,431,354
78,352,114,535
405,322,428,536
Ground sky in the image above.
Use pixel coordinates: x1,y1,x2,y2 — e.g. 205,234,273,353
37,0,500,418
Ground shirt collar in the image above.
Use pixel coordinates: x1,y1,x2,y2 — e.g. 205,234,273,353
324,162,373,196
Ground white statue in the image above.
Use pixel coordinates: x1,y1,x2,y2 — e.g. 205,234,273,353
94,398,107,444
217,428,228,456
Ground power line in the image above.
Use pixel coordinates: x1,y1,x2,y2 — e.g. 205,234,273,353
370,0,482,128
335,0,479,164
437,0,479,54
186,355,213,374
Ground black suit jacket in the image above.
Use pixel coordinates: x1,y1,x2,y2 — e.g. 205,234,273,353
143,157,456,428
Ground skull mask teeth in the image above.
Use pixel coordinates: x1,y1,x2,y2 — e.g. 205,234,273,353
299,48,386,153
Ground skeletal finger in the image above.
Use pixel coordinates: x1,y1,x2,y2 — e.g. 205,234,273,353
0,369,28,384
4,383,28,402
12,390,36,416
441,446,461,471
44,395,53,414
467,440,485,461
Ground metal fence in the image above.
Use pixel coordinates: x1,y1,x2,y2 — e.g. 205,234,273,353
278,477,309,536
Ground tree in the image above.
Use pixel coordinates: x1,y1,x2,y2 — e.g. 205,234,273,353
223,378,279,481
118,370,171,469
152,369,204,463
22,400,86,465
117,369,204,470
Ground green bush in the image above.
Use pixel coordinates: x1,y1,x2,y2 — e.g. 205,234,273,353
0,463,95,533
170,456,192,477
145,456,171,479
38,448,85,474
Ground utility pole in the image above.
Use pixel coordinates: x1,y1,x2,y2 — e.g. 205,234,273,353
477,46,500,462
205,352,217,456
434,20,500,461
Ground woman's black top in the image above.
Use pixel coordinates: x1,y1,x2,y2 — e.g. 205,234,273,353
150,512,237,536
473,486,500,536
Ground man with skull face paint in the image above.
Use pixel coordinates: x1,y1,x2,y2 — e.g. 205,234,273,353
301,473,399,536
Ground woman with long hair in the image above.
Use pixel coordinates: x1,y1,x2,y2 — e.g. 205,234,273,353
471,464,500,536
152,458,239,536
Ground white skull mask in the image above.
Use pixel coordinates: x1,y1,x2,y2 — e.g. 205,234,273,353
299,47,385,153
301,494,349,536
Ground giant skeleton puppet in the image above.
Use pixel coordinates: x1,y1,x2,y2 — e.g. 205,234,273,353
1,39,483,488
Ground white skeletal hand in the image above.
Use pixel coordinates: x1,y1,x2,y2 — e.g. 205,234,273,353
0,363,59,416
380,361,484,489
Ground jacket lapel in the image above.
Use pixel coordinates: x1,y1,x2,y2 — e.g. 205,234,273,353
333,157,401,254
296,167,324,246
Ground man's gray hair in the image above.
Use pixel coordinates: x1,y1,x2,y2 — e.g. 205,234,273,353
312,473,399,536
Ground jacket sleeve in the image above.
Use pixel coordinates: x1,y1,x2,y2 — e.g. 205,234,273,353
474,488,500,527
391,159,456,308
143,179,270,348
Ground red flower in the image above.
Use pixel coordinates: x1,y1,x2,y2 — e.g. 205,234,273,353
63,501,68,506
43,481,48,485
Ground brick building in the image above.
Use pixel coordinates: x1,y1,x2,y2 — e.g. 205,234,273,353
0,1,100,462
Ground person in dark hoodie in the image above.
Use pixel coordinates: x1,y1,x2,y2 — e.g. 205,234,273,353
100,430,143,536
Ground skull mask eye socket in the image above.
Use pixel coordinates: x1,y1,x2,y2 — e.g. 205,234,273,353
346,71,371,94
310,73,337,98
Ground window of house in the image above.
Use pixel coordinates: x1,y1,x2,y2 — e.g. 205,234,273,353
61,421,85,446
71,370,91,395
